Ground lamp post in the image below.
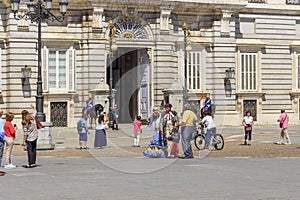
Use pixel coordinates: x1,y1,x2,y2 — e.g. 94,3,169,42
183,22,192,105
11,0,68,122
108,20,118,128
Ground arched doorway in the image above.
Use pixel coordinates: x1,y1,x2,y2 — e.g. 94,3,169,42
105,15,153,123
107,48,150,123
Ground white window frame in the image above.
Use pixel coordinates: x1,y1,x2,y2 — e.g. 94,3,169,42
239,52,258,92
187,51,203,92
42,46,76,92
0,47,2,92
295,54,300,90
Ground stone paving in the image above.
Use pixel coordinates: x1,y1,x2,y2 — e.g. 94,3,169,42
10,124,300,158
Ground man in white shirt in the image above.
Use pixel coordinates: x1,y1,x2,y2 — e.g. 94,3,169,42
199,111,216,150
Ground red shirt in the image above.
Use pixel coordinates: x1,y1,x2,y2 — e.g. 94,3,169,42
4,121,16,138
133,120,142,133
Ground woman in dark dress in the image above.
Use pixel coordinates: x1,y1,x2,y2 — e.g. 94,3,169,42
94,114,107,148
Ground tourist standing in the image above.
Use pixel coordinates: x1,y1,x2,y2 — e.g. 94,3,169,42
21,110,38,168
94,114,107,148
132,116,142,147
0,109,4,167
4,112,17,169
277,109,291,145
77,116,89,149
242,111,254,145
112,104,119,130
159,103,179,157
178,104,198,159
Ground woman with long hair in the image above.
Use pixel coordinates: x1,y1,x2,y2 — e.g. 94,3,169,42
21,110,38,168
94,114,107,148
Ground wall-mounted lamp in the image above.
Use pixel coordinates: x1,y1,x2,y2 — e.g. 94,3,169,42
224,67,235,97
21,65,32,98
225,67,235,79
21,65,32,79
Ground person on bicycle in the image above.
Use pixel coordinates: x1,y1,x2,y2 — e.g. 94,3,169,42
199,111,216,150
177,103,198,159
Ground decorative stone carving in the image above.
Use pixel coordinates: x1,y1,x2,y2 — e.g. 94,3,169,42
221,10,232,37
17,18,29,32
92,7,104,33
114,17,148,39
160,9,171,31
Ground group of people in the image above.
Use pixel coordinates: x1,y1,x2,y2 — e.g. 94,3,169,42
0,105,39,170
77,112,108,149
242,109,291,146
145,102,216,159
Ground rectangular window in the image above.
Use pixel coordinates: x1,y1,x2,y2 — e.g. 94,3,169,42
240,53,257,91
297,55,300,89
187,52,201,91
0,47,2,92
48,50,67,90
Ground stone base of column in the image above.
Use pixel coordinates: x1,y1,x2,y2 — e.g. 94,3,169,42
37,122,55,150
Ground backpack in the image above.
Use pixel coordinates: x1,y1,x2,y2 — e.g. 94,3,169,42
77,119,83,132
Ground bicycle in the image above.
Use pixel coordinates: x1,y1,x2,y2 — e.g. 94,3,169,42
194,125,224,151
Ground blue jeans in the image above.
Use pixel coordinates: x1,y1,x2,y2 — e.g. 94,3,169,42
181,126,194,157
0,140,4,166
205,127,216,149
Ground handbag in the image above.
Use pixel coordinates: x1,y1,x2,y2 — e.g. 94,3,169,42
35,117,44,129
245,125,252,132
168,128,180,143
279,115,287,128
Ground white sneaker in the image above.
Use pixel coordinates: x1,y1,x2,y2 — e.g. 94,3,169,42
4,164,16,169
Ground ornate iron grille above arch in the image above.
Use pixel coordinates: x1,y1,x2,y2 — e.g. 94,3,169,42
114,18,148,39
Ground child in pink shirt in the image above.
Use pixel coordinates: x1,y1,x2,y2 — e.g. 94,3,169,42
132,116,142,147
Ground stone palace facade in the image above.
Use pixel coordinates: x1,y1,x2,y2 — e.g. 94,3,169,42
1,0,300,127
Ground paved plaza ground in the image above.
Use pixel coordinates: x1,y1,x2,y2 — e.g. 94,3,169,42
1,124,300,199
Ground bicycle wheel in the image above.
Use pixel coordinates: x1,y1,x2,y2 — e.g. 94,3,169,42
213,134,224,150
194,134,206,150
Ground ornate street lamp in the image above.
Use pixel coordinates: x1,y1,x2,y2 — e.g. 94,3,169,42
11,0,68,122
183,22,192,105
108,20,118,128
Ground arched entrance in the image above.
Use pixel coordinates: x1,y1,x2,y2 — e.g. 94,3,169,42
107,48,150,123
105,15,153,123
